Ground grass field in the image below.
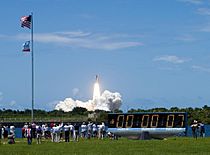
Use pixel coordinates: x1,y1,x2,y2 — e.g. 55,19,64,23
0,137,209,155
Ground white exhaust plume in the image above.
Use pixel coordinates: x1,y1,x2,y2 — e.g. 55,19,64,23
54,90,122,112
54,76,122,112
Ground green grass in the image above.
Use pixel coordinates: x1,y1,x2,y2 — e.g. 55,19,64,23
0,137,209,155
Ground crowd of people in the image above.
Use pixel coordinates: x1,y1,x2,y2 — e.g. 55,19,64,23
0,121,108,145
0,120,207,144
20,121,107,144
0,125,15,144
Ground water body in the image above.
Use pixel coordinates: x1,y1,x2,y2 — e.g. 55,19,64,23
10,125,210,138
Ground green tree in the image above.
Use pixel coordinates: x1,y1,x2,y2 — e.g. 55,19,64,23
72,107,87,115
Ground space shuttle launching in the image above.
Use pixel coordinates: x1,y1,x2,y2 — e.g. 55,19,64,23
55,74,122,112
96,75,99,83
93,75,101,100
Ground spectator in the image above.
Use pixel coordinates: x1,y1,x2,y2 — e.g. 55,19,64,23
92,123,98,137
8,131,15,144
31,122,36,139
53,123,63,143
87,122,92,139
74,123,79,142
51,124,56,142
26,125,32,144
3,126,9,139
199,122,205,137
80,122,87,138
22,123,28,138
8,125,15,144
98,122,105,139
191,120,198,139
69,123,74,141
64,123,70,142
44,124,51,139
36,125,42,144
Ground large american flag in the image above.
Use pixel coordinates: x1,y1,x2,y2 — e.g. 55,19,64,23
21,15,31,29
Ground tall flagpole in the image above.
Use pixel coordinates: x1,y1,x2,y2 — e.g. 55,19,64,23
31,12,34,122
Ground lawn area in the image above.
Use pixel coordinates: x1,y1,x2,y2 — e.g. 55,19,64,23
0,137,209,155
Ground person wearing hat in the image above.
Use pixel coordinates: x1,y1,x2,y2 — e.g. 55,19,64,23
191,120,198,139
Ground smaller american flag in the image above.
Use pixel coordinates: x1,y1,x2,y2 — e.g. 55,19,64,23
22,41,30,52
21,15,31,29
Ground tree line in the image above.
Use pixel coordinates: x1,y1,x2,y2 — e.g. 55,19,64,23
0,105,210,124
127,105,210,124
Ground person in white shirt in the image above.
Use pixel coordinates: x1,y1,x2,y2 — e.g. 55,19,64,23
41,124,45,137
63,123,70,142
24,123,28,129
51,124,56,142
53,123,63,142
36,125,42,144
69,123,74,141
101,122,106,139
22,123,28,138
8,125,15,144
80,122,87,138
87,122,92,139
10,125,15,135
98,122,105,139
92,123,98,137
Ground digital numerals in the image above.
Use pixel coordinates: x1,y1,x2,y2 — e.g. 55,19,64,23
151,115,159,128
116,115,124,128
125,115,134,128
141,115,149,128
113,113,185,128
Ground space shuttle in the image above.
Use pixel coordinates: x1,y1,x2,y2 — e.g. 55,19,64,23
96,75,99,83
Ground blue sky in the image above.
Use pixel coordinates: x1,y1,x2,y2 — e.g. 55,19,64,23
1,0,210,111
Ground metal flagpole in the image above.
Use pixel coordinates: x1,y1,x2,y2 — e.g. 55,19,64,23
31,12,34,122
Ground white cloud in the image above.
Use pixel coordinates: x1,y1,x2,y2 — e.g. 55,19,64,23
175,35,196,42
197,8,210,15
153,55,191,64
157,66,182,71
78,14,96,20
200,23,210,32
55,90,122,112
192,65,210,73
55,31,91,37
179,0,203,5
6,31,143,50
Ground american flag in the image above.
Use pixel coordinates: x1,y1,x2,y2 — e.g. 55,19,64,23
21,15,31,29
22,41,30,52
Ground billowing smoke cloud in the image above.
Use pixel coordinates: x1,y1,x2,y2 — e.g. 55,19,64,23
55,90,122,112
